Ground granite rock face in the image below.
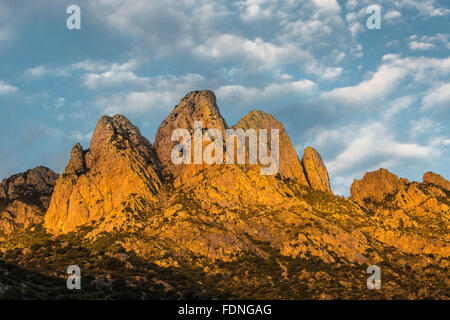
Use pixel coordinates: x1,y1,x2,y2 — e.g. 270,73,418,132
351,168,449,216
232,110,309,185
301,147,332,193
154,90,228,179
423,172,450,191
350,168,400,205
0,166,58,234
2,90,450,299
44,115,163,234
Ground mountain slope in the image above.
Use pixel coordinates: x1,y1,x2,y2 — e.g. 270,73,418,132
0,90,448,299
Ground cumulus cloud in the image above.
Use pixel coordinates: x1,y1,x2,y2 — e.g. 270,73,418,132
409,41,435,51
82,60,149,90
0,81,18,94
399,0,450,18
93,73,206,114
320,65,407,108
25,65,71,78
319,55,450,109
383,95,416,120
384,10,402,21
195,34,313,70
409,118,442,138
314,122,438,194
422,82,450,110
408,34,450,51
216,80,317,111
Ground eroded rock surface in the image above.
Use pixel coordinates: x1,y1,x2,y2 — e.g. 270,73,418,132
0,166,58,234
44,115,163,234
301,147,332,193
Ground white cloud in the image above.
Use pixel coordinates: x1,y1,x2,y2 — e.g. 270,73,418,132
83,65,149,90
304,120,440,194
312,0,341,13
413,33,450,50
422,82,450,110
237,0,274,21
409,118,442,138
0,81,18,95
430,137,450,147
93,73,206,114
399,0,450,18
384,10,402,20
409,41,435,51
195,34,312,70
319,55,450,109
54,97,65,109
320,64,407,108
216,80,317,108
383,96,415,120
25,66,70,78
67,131,93,142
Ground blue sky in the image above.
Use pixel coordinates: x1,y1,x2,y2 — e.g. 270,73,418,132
0,0,449,195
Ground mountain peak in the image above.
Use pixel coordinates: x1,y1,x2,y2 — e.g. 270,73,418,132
233,110,309,185
423,171,450,191
350,168,400,205
154,90,228,176
45,115,162,234
90,114,151,152
0,166,58,202
0,166,58,235
301,147,332,193
65,143,86,176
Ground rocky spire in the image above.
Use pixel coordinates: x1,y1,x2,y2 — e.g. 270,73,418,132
45,115,163,234
232,110,309,185
65,143,86,176
154,90,228,177
301,147,332,193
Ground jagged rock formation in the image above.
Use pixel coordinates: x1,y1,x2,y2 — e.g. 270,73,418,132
154,90,228,179
350,168,449,257
44,115,163,234
233,110,309,185
423,172,450,191
301,147,332,193
350,168,449,214
350,168,400,205
0,167,58,235
2,90,448,299
65,143,86,176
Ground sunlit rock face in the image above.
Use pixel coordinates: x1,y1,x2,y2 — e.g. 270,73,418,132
44,115,163,234
301,147,332,194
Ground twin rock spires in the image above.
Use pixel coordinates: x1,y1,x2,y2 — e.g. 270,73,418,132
45,90,332,233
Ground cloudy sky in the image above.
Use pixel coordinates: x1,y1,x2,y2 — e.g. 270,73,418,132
0,0,449,195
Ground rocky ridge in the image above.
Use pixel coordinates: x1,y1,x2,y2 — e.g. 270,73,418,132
44,115,163,234
0,167,58,236
0,90,448,299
